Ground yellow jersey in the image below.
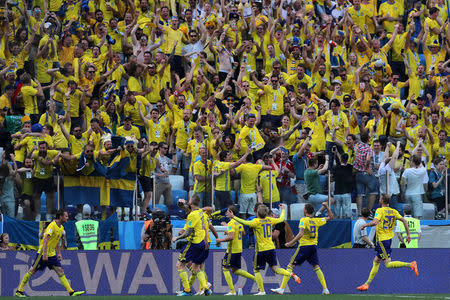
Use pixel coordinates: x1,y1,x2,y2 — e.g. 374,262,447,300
212,161,232,192
174,120,197,151
186,209,206,244
226,219,244,254
259,170,280,203
232,209,285,252
116,125,141,140
235,163,263,194
298,216,327,246
38,221,63,257
21,85,39,115
193,159,212,193
260,85,286,116
238,125,265,152
374,206,402,241
323,110,349,143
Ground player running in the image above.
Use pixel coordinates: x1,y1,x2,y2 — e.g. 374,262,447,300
272,202,332,295
172,196,211,296
356,194,419,291
15,209,85,297
226,203,300,295
216,205,256,295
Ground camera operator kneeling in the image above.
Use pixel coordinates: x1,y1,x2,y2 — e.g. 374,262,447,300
141,210,173,249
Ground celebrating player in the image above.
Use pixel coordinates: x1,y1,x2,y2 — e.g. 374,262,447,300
356,194,419,291
172,196,211,296
15,209,85,297
226,203,300,295
216,205,256,295
272,202,333,295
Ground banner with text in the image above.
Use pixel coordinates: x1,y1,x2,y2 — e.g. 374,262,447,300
0,249,447,296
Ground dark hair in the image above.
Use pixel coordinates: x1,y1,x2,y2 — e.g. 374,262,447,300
219,150,228,161
429,7,439,14
361,207,371,218
228,205,238,216
56,208,66,219
403,204,412,215
360,131,369,143
191,194,200,207
411,155,421,166
304,203,314,215
308,157,317,167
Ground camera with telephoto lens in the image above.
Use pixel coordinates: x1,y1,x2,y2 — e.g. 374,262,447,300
146,210,172,249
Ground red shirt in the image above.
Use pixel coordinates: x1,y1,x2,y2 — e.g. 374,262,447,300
274,158,294,187
353,142,373,172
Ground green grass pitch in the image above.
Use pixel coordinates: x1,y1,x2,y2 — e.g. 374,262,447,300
2,294,449,300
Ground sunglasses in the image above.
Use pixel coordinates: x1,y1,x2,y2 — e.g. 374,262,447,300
87,70,95,74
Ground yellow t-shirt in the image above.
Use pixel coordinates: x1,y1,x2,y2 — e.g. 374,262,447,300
21,85,39,114
374,206,402,241
226,219,244,254
259,170,280,203
33,150,59,179
261,85,286,116
193,159,212,193
174,120,197,151
298,216,327,246
38,221,63,257
232,209,285,252
212,161,231,192
238,126,265,152
145,119,167,144
116,125,141,140
235,163,263,194
323,110,349,143
68,133,89,156
379,1,402,33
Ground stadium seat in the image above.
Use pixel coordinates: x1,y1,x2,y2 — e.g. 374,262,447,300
149,204,168,214
172,190,188,205
169,175,184,190
290,203,305,220
422,203,436,220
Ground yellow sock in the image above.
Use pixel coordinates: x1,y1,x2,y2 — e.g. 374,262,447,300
254,271,265,292
178,269,190,292
18,272,33,292
280,266,293,289
275,267,291,276
222,268,235,292
385,261,411,268
234,269,255,281
188,274,196,287
58,274,74,293
196,271,207,290
366,261,380,285
314,267,327,289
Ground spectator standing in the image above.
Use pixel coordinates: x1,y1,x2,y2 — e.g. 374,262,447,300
401,155,429,219
428,157,447,218
292,129,312,203
378,142,402,212
272,147,295,205
155,142,174,208
331,151,353,219
304,155,332,215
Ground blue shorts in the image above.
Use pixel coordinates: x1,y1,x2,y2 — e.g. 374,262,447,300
222,252,242,269
375,239,392,260
32,253,61,271
178,240,206,265
355,171,378,196
200,247,210,264
254,249,277,270
291,245,319,266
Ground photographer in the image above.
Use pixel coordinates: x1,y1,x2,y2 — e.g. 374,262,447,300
140,209,172,250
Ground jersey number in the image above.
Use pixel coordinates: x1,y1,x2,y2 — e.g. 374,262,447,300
383,216,395,229
310,225,316,238
261,224,272,238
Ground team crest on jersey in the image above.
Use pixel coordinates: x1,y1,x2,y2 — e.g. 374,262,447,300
228,226,232,231
48,228,53,233
188,221,192,226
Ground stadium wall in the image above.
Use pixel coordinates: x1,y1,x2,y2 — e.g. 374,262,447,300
0,249,448,296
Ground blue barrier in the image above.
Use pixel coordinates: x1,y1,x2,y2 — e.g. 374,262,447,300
0,249,447,296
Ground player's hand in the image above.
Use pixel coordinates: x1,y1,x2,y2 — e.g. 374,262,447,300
322,202,329,208
225,209,234,219
205,242,209,250
172,237,177,242
285,240,294,248
43,254,48,261
406,235,411,243
216,241,221,247
57,253,62,261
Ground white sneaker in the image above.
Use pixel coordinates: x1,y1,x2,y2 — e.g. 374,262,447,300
253,291,266,295
322,288,331,295
206,282,212,290
175,290,183,295
224,291,236,296
270,288,284,295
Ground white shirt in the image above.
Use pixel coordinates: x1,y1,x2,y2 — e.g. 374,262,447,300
378,162,400,195
402,166,429,196
353,218,368,246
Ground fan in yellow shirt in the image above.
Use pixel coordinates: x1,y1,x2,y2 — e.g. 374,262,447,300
272,202,333,295
16,209,85,297
226,204,300,295
357,195,419,292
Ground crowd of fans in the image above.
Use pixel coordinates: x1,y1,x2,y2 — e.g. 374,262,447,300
0,0,449,222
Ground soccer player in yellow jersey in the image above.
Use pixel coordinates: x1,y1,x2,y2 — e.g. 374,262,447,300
216,205,256,295
173,196,211,296
226,204,300,295
15,209,84,297
357,194,419,291
271,202,333,295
